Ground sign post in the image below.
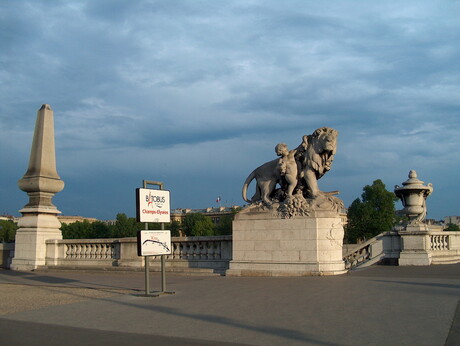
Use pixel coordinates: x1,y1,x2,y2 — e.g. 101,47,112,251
136,180,174,296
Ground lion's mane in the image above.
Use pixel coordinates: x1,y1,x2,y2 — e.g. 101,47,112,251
304,127,338,180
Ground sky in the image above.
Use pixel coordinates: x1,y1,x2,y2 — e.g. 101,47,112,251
1,0,459,221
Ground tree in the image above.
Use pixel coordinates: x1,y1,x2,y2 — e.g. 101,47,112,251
61,221,90,239
216,214,233,235
345,179,397,243
169,220,181,237
0,220,18,242
445,223,460,231
113,213,142,238
61,220,113,239
216,207,241,235
182,213,215,237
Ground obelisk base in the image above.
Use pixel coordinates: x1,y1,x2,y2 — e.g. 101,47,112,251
10,208,62,271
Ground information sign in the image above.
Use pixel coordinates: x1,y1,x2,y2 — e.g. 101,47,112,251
136,188,171,223
137,230,171,256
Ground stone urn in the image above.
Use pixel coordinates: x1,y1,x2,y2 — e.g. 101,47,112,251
394,170,433,225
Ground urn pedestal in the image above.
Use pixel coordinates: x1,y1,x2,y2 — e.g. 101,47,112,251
394,170,434,266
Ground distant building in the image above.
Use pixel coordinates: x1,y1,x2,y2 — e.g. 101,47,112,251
444,216,460,226
58,216,98,225
171,206,240,226
425,219,444,226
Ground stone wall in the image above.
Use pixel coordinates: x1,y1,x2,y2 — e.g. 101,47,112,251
0,243,14,268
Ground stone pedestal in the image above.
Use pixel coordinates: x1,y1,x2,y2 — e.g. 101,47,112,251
398,224,432,266
227,208,346,276
11,210,62,270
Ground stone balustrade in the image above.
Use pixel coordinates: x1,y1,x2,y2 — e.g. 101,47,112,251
44,235,232,271
343,231,401,270
430,233,450,251
429,231,460,264
3,230,460,271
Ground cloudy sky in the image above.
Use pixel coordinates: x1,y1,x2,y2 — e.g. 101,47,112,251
1,0,459,221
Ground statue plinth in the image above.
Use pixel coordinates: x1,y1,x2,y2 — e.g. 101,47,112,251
226,208,346,276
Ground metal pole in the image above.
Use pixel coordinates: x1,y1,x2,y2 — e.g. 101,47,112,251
144,214,149,296
160,222,166,292
145,256,150,295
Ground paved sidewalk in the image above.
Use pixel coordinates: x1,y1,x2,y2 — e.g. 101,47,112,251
0,264,459,345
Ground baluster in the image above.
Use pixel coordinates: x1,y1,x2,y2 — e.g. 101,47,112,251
66,244,72,259
200,242,207,259
94,244,100,259
100,244,106,259
179,243,187,259
187,243,194,260
207,242,214,260
173,243,179,259
215,242,221,259
181,243,187,259
192,242,199,259
443,235,449,250
106,244,112,259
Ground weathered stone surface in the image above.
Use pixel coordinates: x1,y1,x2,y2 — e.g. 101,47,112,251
241,127,343,218
11,105,64,271
227,210,346,276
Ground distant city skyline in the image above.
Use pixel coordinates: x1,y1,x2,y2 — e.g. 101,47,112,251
1,1,459,220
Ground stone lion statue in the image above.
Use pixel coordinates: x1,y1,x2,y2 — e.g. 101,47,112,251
242,127,339,212
298,127,338,198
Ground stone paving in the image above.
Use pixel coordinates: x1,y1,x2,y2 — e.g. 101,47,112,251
0,264,459,345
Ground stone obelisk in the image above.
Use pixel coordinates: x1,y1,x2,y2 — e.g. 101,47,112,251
11,104,65,271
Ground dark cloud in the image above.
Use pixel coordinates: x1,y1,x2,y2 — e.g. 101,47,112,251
1,0,459,220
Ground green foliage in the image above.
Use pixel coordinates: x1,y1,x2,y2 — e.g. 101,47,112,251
216,207,241,235
59,209,238,240
60,213,183,239
345,179,397,243
182,213,215,236
0,220,18,242
169,220,181,237
216,214,233,235
445,223,460,231
112,213,143,238
61,220,112,239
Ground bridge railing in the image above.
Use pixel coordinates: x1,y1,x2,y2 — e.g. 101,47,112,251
45,235,232,271
429,231,460,264
343,231,401,270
